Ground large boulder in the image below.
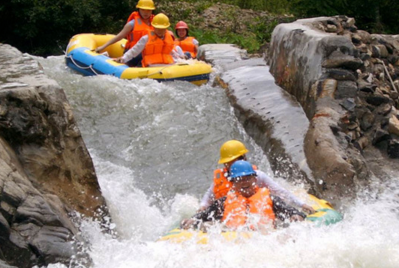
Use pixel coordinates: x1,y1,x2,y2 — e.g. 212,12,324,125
0,44,107,267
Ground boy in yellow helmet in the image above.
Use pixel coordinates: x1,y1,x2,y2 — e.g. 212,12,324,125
182,160,306,231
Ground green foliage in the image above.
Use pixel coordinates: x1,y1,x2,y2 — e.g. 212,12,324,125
263,0,291,14
157,1,211,24
2,0,399,56
0,0,131,55
289,0,346,17
248,17,293,45
289,0,399,34
216,0,290,14
190,28,261,53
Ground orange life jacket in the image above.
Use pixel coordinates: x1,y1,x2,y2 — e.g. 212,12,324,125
174,37,197,58
213,165,257,200
141,31,175,67
125,11,154,50
222,187,276,230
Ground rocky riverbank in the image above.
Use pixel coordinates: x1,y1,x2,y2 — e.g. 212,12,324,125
0,44,107,267
2,14,399,267
268,16,399,204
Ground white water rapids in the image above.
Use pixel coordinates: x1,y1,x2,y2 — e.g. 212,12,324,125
35,56,399,268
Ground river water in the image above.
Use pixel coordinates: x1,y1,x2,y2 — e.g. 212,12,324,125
36,56,399,268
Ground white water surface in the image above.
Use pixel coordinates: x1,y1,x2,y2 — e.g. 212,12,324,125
36,56,399,268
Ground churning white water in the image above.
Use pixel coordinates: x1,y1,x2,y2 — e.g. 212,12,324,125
36,56,399,268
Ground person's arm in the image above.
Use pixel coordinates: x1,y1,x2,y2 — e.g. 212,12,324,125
271,195,306,222
256,170,305,207
96,21,134,53
193,39,199,56
172,45,185,60
199,183,215,211
120,35,148,63
180,197,226,229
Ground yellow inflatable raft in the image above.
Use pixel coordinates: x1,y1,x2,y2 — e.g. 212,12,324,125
158,194,342,244
65,33,212,86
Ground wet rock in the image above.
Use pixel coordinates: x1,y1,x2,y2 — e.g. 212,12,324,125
381,117,390,128
198,44,248,65
372,128,390,145
359,111,375,131
357,79,376,93
351,34,362,45
340,98,356,111
388,114,399,136
268,16,369,206
0,260,17,268
323,69,357,81
377,103,392,116
371,45,389,58
388,55,399,65
387,139,399,158
358,44,370,54
336,81,358,99
348,25,358,32
326,24,337,33
356,30,371,44
346,17,356,28
304,108,357,202
354,136,370,151
322,51,363,70
29,226,75,264
359,52,371,61
318,79,337,99
0,44,107,267
268,15,399,205
366,95,390,106
218,63,312,182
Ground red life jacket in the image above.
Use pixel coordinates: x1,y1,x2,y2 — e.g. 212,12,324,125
142,31,175,67
222,187,276,230
174,37,197,58
125,11,154,50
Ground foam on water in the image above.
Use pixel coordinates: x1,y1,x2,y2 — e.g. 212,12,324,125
77,149,398,268
36,55,399,268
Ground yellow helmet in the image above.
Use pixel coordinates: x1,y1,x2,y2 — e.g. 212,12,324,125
218,140,249,164
151,13,170,29
136,0,155,10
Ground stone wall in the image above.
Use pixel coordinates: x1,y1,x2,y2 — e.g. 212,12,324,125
268,16,399,204
0,44,107,267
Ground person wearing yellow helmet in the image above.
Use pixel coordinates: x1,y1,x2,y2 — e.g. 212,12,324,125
95,0,155,67
181,160,306,231
115,13,183,67
174,21,199,59
199,140,315,214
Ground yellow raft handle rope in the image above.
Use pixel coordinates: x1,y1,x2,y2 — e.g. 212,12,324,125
65,54,102,76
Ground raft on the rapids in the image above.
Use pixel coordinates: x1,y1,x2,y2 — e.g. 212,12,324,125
158,194,342,244
65,33,212,86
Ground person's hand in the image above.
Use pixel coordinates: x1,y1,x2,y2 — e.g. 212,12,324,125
180,219,196,230
113,57,123,63
290,214,304,222
302,204,316,214
95,46,104,53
